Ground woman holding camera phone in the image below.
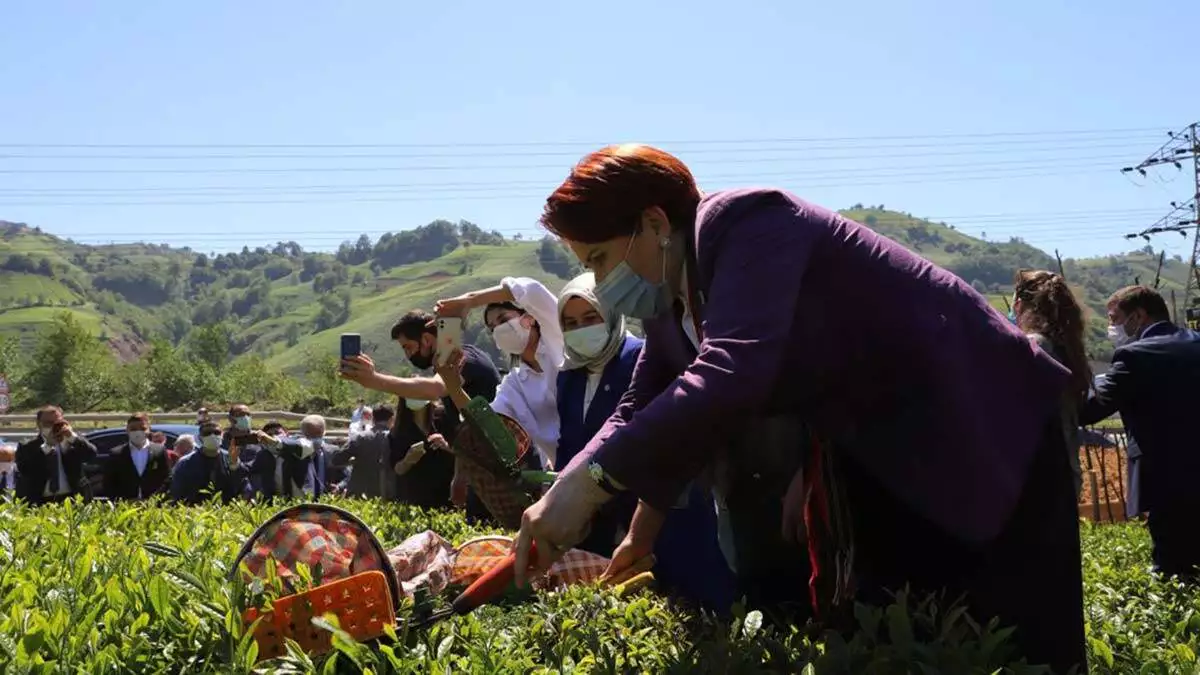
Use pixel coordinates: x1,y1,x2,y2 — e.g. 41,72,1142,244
434,276,565,470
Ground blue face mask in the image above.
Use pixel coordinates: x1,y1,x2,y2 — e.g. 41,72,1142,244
1006,310,1017,324
595,232,673,320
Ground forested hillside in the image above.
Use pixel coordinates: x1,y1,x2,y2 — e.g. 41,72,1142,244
0,207,1188,410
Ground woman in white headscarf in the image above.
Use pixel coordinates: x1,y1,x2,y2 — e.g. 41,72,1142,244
555,272,734,612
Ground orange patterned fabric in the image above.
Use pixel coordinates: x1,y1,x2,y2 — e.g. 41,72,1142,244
239,509,387,592
451,535,611,590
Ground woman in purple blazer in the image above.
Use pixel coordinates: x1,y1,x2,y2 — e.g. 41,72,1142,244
513,145,1085,672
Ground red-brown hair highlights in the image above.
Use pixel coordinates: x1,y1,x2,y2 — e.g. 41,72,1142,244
540,144,702,244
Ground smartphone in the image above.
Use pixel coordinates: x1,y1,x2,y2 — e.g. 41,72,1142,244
436,317,463,367
340,333,362,361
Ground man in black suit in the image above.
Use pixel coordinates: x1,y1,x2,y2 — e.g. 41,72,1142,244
240,416,322,500
15,405,98,504
1081,285,1200,577
104,412,171,501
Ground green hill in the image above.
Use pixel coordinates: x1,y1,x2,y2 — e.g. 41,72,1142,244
0,209,1190,378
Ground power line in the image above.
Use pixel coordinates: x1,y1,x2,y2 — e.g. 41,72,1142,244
0,127,1169,150
0,155,1146,197
0,150,1150,175
0,139,1161,161
1120,122,1200,323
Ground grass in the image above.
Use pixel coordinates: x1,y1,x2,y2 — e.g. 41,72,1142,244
0,496,1194,673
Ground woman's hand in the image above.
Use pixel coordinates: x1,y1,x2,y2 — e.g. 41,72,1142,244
513,464,613,587
602,537,657,587
426,433,450,452
339,353,379,386
434,296,473,319
602,501,664,584
435,348,465,393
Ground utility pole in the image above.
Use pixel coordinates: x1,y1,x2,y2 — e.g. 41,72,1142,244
1122,122,1200,327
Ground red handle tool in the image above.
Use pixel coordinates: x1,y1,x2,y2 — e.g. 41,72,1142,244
450,541,539,615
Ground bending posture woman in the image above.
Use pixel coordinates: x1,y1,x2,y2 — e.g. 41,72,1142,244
436,277,564,469
555,272,734,612
513,144,1085,672
1011,269,1092,498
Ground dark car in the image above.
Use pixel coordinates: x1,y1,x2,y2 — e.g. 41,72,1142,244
82,424,198,499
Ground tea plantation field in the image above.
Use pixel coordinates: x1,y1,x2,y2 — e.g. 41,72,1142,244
0,497,1196,674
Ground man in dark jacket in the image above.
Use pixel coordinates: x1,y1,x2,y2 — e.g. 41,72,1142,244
170,421,245,504
341,309,503,521
104,412,171,501
330,404,395,499
241,415,323,500
1081,285,1200,577
15,406,97,504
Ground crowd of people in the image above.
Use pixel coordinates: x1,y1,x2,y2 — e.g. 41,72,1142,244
7,404,356,504
6,144,1200,672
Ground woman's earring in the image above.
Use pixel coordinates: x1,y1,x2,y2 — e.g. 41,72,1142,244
659,237,671,249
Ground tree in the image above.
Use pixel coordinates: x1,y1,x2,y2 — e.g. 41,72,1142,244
21,312,119,411
218,355,302,407
285,323,301,347
0,335,20,385
538,236,582,279
188,323,233,369
120,339,219,410
300,348,355,412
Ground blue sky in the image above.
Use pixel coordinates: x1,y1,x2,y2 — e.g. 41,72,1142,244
2,0,1198,259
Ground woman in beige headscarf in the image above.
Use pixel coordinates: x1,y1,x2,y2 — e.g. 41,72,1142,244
555,272,735,611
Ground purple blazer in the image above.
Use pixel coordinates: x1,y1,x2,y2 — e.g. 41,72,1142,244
563,188,1069,545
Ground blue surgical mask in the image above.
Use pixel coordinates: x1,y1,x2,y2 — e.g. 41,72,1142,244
564,323,611,360
595,232,672,320
1006,310,1017,325
234,416,251,432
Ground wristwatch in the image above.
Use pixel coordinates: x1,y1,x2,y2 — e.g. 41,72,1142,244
588,462,622,496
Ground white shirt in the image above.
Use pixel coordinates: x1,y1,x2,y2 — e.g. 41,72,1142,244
582,367,605,417
492,276,565,468
130,443,150,476
42,440,71,497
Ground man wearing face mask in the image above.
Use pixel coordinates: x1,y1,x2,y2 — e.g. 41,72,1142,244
170,421,246,504
222,404,267,497
341,309,503,520
331,404,397,499
240,415,324,500
1081,285,1200,578
15,405,98,504
104,412,171,501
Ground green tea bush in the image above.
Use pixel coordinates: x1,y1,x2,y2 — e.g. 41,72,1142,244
0,498,1192,674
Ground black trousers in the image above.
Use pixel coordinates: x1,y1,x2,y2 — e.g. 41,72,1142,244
839,417,1087,674
1147,505,1200,578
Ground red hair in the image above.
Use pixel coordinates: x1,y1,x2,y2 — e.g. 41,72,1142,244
540,144,701,243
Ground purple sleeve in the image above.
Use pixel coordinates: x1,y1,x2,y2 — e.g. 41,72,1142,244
563,203,818,511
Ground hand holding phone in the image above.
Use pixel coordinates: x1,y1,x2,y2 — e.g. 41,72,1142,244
436,318,463,367
340,333,362,360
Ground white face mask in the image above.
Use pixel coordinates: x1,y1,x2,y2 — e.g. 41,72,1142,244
40,425,55,440
564,323,610,360
1108,322,1131,348
405,398,429,411
200,435,221,455
128,431,148,447
492,316,531,355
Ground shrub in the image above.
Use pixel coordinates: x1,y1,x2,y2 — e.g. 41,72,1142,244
0,499,1191,673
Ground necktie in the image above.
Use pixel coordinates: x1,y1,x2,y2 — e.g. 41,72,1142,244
46,445,61,494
